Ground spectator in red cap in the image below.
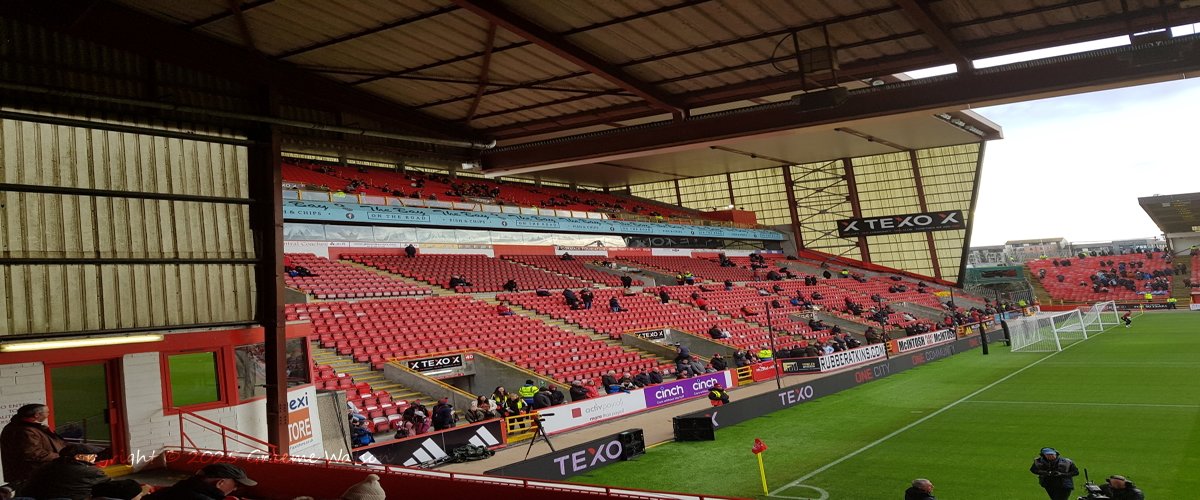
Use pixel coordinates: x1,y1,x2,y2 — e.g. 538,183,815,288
144,463,257,500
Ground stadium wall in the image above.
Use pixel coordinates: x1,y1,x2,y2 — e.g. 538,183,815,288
0,324,321,484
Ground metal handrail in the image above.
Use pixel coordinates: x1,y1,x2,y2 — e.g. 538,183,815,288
177,411,278,456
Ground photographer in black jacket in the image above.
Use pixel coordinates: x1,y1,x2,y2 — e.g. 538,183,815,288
1098,475,1144,500
1030,447,1079,500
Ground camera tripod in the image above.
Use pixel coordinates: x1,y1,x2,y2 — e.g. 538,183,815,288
523,416,556,459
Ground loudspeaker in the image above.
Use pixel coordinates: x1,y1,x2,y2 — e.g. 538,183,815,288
618,429,645,460
672,416,714,441
790,87,849,111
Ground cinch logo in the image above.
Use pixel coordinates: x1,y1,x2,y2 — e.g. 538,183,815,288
691,379,718,391
655,386,685,399
552,440,624,475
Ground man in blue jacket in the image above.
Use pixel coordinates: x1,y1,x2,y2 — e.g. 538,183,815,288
1029,447,1079,500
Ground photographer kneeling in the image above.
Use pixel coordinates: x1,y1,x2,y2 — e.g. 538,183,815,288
1096,475,1143,500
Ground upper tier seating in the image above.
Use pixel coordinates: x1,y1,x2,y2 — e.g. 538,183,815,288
616,255,760,282
1026,252,1172,302
501,288,802,352
282,161,711,221
501,254,642,287
284,253,429,299
745,280,933,331
290,296,665,384
346,254,588,292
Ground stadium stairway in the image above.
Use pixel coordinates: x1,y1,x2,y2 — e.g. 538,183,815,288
309,345,431,406
1169,268,1192,306
1023,267,1056,304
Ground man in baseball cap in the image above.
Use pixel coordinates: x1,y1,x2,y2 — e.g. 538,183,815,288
145,462,257,500
1029,447,1079,500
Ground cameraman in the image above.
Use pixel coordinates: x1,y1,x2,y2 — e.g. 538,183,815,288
1030,447,1079,500
1098,475,1143,500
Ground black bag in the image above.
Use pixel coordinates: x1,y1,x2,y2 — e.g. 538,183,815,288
450,444,494,462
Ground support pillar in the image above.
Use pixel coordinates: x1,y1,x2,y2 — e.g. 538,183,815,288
248,89,287,454
909,150,942,280
780,165,805,251
841,158,870,263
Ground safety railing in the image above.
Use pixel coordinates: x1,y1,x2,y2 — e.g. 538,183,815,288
177,411,277,457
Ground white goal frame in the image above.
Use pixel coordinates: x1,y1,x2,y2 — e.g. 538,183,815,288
1009,309,1086,352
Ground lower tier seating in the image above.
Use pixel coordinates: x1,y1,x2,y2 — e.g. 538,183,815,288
289,296,665,385
346,254,588,292
1027,252,1172,302
502,254,641,287
500,288,802,352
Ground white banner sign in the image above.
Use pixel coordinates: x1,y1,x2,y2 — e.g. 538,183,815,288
891,329,958,354
817,344,888,371
537,391,647,435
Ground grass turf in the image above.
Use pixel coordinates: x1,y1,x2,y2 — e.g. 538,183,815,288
572,312,1200,499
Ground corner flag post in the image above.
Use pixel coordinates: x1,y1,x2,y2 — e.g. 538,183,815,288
752,438,769,494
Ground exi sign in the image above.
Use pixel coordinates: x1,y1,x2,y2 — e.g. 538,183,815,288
837,210,966,237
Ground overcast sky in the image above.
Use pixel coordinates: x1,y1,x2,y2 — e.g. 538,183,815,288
905,28,1200,247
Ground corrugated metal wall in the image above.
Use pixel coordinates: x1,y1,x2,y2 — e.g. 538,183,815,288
0,117,254,336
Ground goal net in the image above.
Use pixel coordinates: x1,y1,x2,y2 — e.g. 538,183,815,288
1078,300,1119,333
1009,309,1088,352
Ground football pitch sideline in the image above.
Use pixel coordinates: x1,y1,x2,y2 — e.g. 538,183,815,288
573,313,1200,499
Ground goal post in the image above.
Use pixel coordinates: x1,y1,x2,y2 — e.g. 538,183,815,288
1079,300,1118,333
1009,309,1087,353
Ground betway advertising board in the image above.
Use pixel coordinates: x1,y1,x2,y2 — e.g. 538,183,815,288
890,329,958,353
678,330,1005,434
537,370,734,435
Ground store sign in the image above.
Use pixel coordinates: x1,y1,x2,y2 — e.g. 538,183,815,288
837,210,966,237
890,329,958,353
817,344,888,371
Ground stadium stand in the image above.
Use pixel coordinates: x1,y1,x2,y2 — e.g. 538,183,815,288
653,284,820,339
615,255,760,282
1026,252,1173,302
283,253,429,299
501,254,642,287
346,254,589,292
282,161,710,221
500,288,803,351
291,296,664,384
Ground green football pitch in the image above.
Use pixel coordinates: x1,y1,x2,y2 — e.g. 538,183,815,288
573,312,1200,499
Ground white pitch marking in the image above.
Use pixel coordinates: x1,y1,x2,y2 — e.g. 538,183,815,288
767,329,1105,498
770,485,829,500
964,400,1200,409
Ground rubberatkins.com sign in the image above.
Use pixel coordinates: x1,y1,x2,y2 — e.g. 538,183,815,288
837,210,966,237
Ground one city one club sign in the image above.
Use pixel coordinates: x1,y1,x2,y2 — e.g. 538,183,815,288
837,210,966,238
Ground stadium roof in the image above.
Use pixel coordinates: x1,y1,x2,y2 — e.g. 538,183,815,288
7,1,1200,186
1139,192,1200,234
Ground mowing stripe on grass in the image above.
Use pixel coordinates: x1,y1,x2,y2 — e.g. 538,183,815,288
768,333,1103,498
964,400,1200,409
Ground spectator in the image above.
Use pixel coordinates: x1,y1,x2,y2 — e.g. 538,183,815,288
349,417,374,447
19,443,109,500
601,370,619,389
0,403,66,485
609,296,627,312
757,345,774,361
580,288,595,310
502,279,518,292
545,385,565,406
631,371,650,388
144,464,257,500
431,398,456,431
464,397,496,423
569,381,590,402
402,401,430,435
504,393,527,415
340,474,386,500
448,275,471,289
490,387,509,413
694,296,708,311
404,244,416,258
496,303,514,316
583,379,602,398
531,388,553,410
563,289,580,309
710,353,728,371
620,275,633,288
904,478,936,500
560,252,574,261
659,288,671,304
724,280,734,291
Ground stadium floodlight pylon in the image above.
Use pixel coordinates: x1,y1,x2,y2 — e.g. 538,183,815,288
1010,309,1088,353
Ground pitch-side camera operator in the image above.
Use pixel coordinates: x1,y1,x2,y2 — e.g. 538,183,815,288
1077,475,1144,500
1030,447,1080,500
